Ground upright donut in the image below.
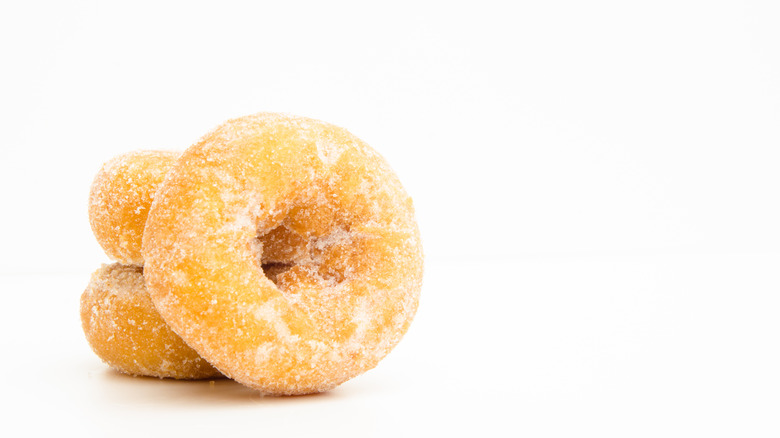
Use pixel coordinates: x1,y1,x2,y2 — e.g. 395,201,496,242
80,263,223,379
89,151,179,265
143,113,423,395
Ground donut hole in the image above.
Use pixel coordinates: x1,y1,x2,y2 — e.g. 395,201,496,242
251,222,354,292
248,234,291,290
258,224,309,264
260,262,294,287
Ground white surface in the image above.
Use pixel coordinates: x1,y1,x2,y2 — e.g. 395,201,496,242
5,257,780,436
2,1,780,436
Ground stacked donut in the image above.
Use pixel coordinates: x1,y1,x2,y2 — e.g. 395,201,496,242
81,113,423,395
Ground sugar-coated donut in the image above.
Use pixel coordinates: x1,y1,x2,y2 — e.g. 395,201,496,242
89,150,178,265
80,263,222,379
143,113,423,395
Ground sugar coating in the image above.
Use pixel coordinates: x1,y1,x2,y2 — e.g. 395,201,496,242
89,150,317,267
80,263,223,379
89,150,179,265
142,113,424,395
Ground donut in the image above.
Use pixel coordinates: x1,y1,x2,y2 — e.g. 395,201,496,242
80,263,222,379
89,150,178,265
142,113,423,395
89,150,312,266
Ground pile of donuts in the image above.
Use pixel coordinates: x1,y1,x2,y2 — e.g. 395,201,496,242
80,113,423,395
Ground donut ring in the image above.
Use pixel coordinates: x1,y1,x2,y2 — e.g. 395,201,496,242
89,150,312,266
143,113,423,394
80,263,222,379
89,151,179,265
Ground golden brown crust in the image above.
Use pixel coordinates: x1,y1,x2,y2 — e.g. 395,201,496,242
80,263,222,379
142,113,423,395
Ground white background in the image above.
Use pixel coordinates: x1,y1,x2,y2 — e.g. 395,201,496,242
2,0,780,436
